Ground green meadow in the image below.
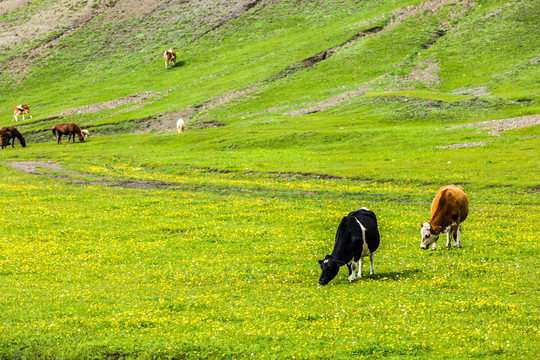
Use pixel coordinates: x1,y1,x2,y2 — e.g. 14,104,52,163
0,0,539,358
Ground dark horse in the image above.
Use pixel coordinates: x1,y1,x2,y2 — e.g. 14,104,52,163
52,123,85,144
0,126,26,149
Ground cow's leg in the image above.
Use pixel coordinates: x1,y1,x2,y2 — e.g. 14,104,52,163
454,223,463,248
369,253,375,275
348,261,359,282
431,241,437,251
358,257,364,278
446,225,453,248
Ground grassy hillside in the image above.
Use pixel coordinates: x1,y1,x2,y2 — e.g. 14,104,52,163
0,0,539,359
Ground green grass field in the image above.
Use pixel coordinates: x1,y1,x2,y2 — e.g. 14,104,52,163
0,0,539,358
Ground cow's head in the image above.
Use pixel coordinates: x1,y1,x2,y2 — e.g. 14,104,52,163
420,222,441,250
318,255,341,285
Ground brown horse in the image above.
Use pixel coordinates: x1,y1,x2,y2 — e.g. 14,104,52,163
52,123,85,144
0,126,26,149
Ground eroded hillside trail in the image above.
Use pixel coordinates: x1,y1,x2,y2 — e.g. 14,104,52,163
2,0,480,133
2,0,538,142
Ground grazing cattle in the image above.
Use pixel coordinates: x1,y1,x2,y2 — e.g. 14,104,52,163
164,48,176,69
176,118,185,133
52,123,85,144
13,104,32,122
81,129,90,138
0,126,26,149
318,207,380,285
420,184,469,250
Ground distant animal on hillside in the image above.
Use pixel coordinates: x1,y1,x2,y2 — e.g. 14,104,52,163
13,104,32,122
164,48,176,69
81,129,90,138
0,126,26,149
176,118,185,133
318,207,380,285
52,123,85,145
420,184,469,250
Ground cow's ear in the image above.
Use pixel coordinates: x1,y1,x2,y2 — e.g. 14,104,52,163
318,259,323,265
419,222,424,228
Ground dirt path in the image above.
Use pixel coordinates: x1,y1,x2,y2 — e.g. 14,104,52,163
447,114,540,135
57,91,170,116
2,161,319,195
4,161,174,189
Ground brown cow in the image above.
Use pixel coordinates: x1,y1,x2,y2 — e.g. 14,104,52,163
13,104,32,122
164,48,176,69
420,185,469,250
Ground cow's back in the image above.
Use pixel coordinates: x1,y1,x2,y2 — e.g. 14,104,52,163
348,209,380,253
431,185,468,223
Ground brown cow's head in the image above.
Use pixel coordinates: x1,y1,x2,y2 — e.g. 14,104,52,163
420,222,440,250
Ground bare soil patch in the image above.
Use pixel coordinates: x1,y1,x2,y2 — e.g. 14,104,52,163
285,87,370,116
57,91,169,116
406,60,442,87
447,114,540,136
437,141,494,149
451,86,491,96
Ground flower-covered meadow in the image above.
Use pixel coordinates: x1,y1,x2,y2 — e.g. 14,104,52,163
0,160,538,359
0,0,538,357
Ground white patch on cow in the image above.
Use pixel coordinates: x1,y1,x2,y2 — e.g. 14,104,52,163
354,219,370,257
360,207,369,211
323,259,329,264
354,218,372,278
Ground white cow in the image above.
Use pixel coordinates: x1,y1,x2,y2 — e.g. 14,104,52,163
176,118,185,133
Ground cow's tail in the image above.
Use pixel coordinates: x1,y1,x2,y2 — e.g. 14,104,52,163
51,126,57,136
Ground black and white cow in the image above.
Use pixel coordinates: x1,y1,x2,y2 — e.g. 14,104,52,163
318,207,380,285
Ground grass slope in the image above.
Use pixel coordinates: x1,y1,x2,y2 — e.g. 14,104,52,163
0,0,539,359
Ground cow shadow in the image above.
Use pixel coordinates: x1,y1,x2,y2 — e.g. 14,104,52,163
171,60,186,69
367,268,422,281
